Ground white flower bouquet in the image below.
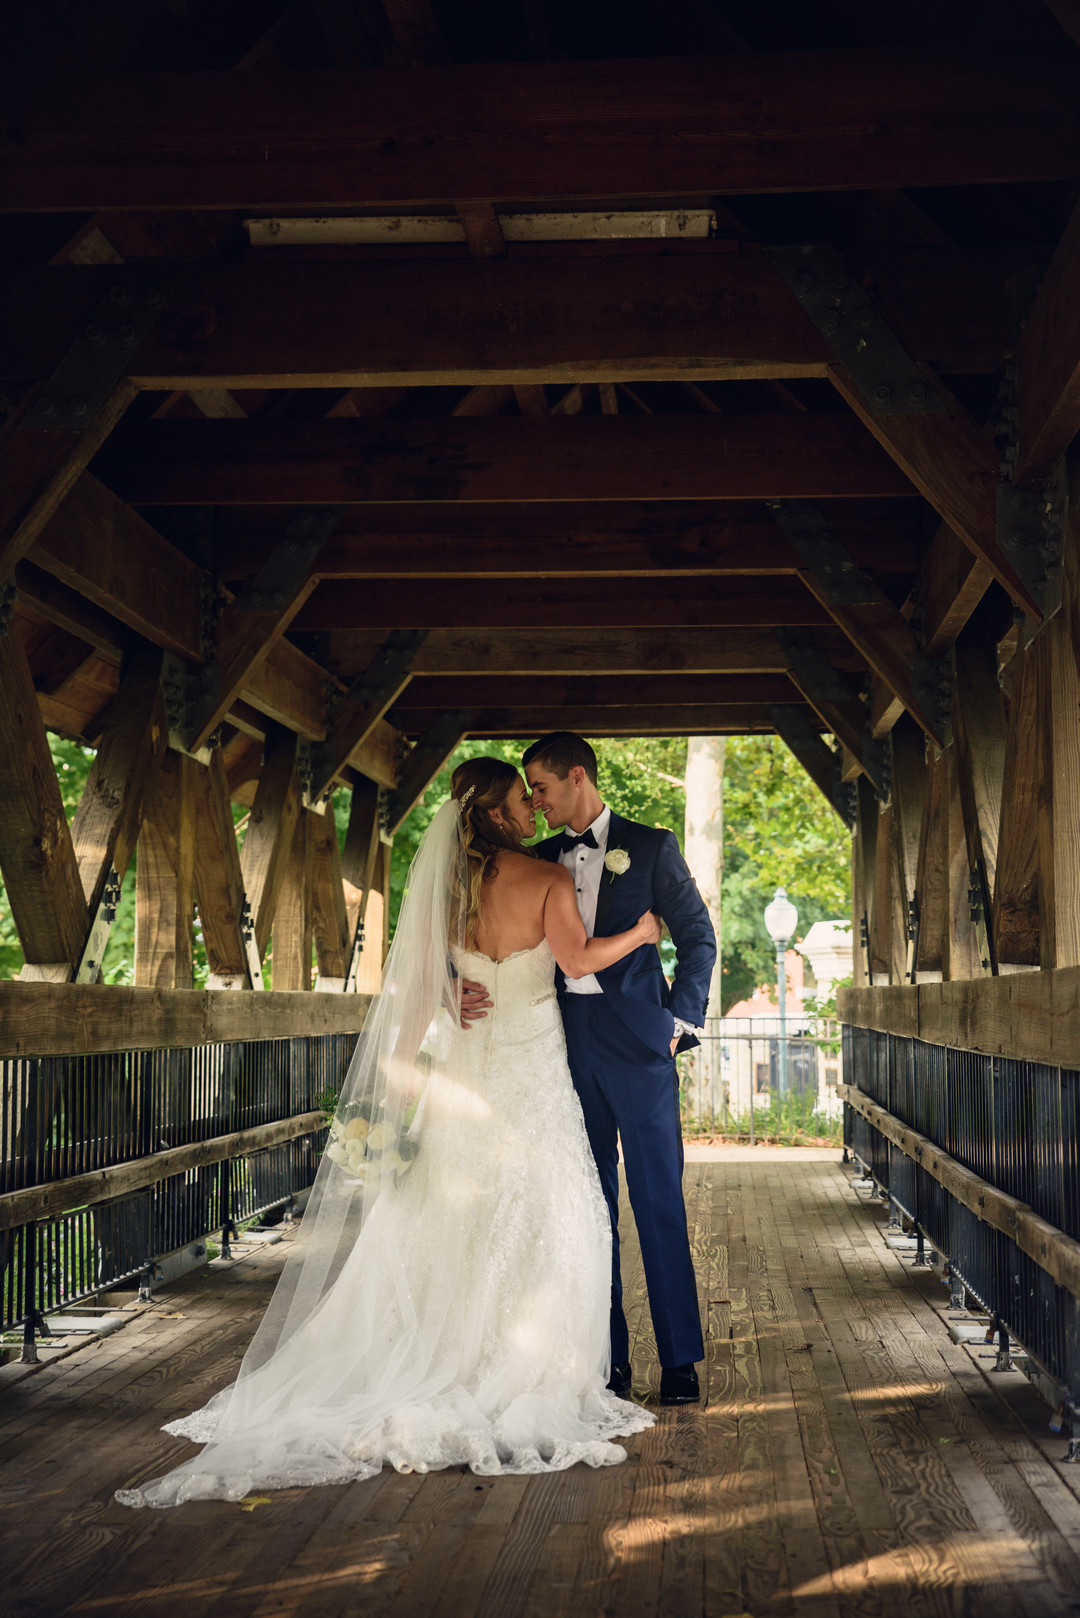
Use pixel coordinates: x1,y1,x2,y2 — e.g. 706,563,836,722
323,1097,419,1188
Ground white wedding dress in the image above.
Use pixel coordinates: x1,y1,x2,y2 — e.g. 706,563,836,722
117,938,653,1508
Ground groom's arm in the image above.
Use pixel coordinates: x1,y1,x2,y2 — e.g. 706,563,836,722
652,832,717,1045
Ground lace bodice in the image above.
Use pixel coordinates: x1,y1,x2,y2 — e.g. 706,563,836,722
453,938,557,1015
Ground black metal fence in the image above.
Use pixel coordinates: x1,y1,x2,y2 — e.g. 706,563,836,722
843,1024,1080,1416
1,1033,354,1342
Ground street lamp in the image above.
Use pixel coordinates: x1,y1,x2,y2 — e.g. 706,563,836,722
764,887,799,1099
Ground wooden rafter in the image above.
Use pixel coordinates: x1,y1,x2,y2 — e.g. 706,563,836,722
5,51,1080,210
135,750,195,989
191,749,257,987
238,725,300,961
92,415,914,504
1013,196,1080,484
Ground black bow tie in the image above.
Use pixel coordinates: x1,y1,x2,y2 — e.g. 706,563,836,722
565,828,599,850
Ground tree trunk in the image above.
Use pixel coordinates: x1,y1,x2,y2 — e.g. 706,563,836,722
683,736,725,1128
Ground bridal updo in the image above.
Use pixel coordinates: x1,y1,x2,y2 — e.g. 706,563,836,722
451,757,534,943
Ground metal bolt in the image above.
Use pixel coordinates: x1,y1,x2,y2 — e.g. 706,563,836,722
874,384,892,404
68,396,88,420
832,271,849,291
794,271,815,294
36,396,57,419
821,309,840,334
109,286,131,305
320,510,336,525
144,287,164,309
118,323,137,345
907,381,927,404
84,322,105,345
857,306,874,327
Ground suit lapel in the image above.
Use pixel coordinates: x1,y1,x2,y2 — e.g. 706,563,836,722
594,811,629,935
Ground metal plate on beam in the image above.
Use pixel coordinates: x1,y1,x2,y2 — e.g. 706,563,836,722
997,473,1064,633
20,264,189,433
767,502,882,606
765,244,945,417
233,506,345,615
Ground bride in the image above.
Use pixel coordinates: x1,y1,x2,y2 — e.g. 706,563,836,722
117,756,658,1507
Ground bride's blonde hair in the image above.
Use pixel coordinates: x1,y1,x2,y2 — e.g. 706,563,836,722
450,757,534,943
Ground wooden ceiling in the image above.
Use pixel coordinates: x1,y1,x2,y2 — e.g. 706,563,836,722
2,0,1079,822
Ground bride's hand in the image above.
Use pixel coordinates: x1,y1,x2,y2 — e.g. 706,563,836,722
637,910,664,946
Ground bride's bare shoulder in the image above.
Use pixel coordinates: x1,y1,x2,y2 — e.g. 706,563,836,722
497,851,564,886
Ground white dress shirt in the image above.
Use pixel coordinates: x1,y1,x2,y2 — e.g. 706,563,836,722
558,804,610,995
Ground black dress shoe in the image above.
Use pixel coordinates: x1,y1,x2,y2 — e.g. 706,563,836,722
659,1363,700,1405
606,1361,633,1397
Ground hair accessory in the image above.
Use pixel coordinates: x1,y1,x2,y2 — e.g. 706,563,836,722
458,784,477,812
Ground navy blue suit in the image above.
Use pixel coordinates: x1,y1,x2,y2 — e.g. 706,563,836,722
536,812,716,1369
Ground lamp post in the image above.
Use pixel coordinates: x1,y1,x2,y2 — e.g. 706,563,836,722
764,887,799,1099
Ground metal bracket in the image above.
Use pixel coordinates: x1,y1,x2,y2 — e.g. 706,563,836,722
773,628,857,708
309,630,428,804
159,651,220,762
766,502,882,606
996,471,1066,634
905,894,920,983
75,867,122,984
0,577,16,638
239,897,265,991
967,859,996,976
861,733,893,803
910,649,954,747
385,709,468,833
233,506,345,615
764,244,945,417
19,264,189,432
859,910,871,979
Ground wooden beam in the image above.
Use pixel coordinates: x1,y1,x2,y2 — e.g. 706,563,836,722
309,632,423,801
191,749,255,987
0,380,137,582
341,776,383,947
91,415,915,504
911,744,949,978
839,968,1080,1069
5,51,1079,210
69,642,166,923
324,626,859,677
8,253,1024,390
217,498,923,581
1014,196,1080,483
398,674,799,709
951,644,1008,973
134,750,195,989
387,712,468,833
828,366,1043,620
868,802,905,982
993,643,1041,967
271,810,313,992
14,559,128,658
851,777,878,986
944,744,981,980
394,703,817,737
767,704,852,824
917,526,995,656
297,578,833,632
30,475,400,785
309,808,351,987
0,980,370,1058
0,1109,327,1232
238,725,300,961
0,626,89,970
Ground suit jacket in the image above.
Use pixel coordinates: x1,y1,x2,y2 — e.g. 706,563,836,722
535,811,716,1058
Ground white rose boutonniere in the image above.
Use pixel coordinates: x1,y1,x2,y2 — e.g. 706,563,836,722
604,847,631,882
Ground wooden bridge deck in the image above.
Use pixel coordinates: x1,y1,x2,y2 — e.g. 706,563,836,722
3,1150,1080,1618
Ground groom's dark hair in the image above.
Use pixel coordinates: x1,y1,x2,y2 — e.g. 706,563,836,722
522,731,598,785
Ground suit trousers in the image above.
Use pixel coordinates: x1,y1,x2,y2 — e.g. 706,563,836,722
561,994,704,1370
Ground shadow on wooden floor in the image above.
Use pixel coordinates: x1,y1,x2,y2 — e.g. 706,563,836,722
3,1154,1080,1617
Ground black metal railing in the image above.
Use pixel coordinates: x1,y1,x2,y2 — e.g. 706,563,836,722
843,1024,1080,1422
1,1033,354,1345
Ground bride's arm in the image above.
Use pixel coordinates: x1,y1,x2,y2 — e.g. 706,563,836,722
543,865,661,977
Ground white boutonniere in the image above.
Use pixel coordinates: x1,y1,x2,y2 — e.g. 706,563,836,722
604,847,631,881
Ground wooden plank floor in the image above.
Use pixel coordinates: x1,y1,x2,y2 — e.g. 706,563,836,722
4,1154,1080,1617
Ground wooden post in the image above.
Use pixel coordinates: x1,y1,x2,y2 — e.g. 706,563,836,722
271,811,313,992
913,745,949,980
0,624,87,973
1035,499,1080,968
944,744,980,980
994,643,1040,966
310,804,351,989
238,725,300,962
135,750,195,989
191,749,254,987
850,778,877,987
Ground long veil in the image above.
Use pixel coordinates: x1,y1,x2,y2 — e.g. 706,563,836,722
118,800,469,1505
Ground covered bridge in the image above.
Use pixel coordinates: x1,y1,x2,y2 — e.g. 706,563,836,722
2,0,1080,1612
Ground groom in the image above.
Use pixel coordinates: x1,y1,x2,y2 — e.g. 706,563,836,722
525,732,715,1405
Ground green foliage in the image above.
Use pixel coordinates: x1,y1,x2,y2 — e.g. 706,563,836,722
390,731,851,1012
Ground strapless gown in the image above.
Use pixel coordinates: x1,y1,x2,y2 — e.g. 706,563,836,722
116,940,654,1507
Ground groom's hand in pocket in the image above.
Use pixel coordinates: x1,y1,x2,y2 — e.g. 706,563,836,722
460,977,493,1028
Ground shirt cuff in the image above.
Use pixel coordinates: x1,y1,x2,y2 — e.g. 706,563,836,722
672,1017,706,1039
